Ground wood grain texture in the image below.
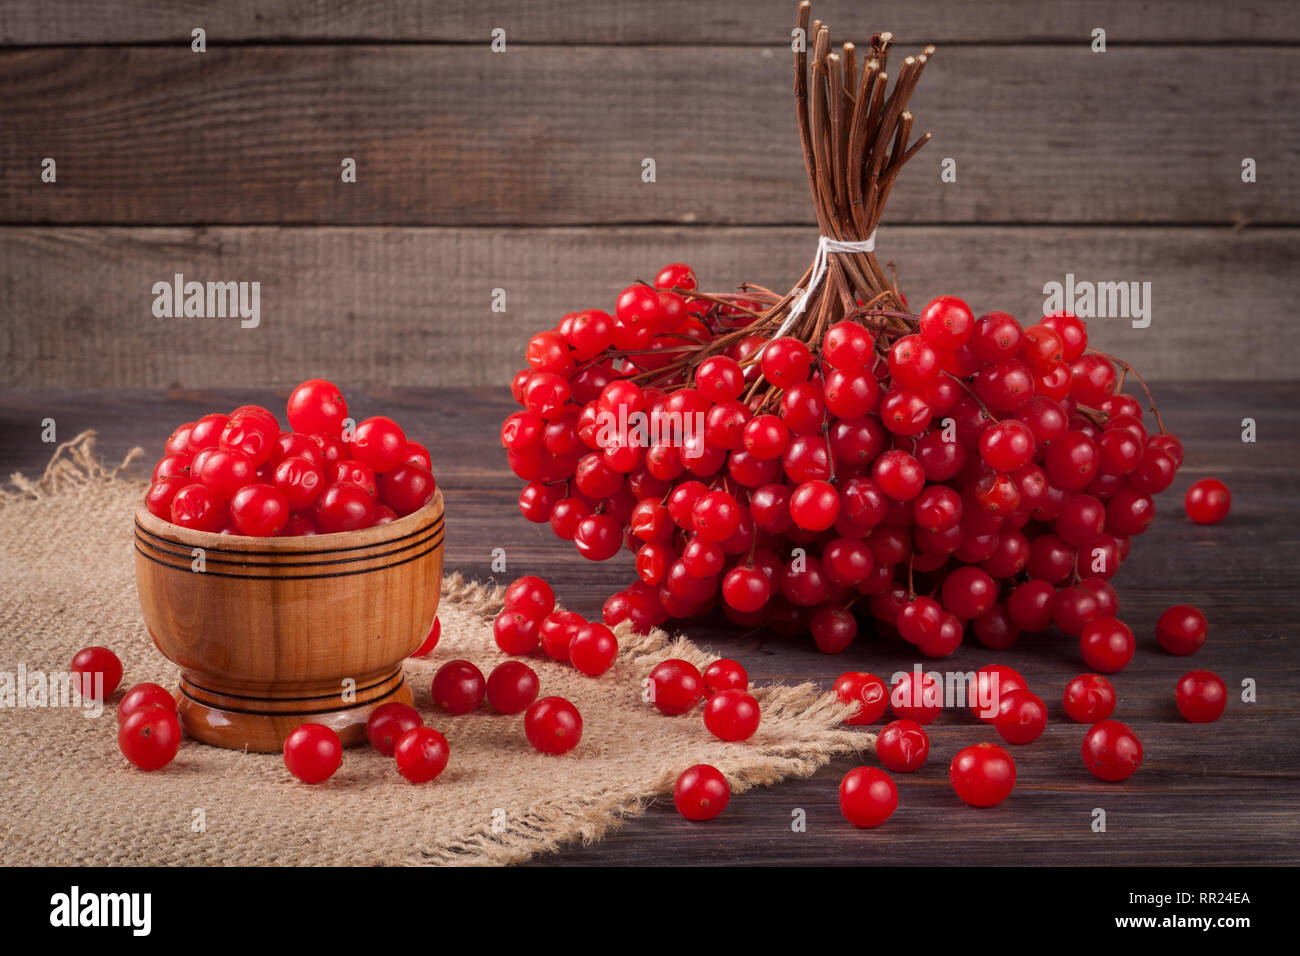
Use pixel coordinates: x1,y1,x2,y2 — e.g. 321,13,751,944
1,225,1296,386
2,385,1296,865
1,0,1298,45
1,45,1296,226
133,493,444,751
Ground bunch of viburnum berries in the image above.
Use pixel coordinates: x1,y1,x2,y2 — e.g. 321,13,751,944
501,264,1183,669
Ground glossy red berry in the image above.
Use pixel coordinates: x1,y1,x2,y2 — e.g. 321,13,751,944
1175,670,1227,723
1063,673,1117,723
940,566,997,620
366,702,422,756
823,320,876,369
574,513,624,560
839,766,898,827
692,490,741,542
918,296,974,350
503,575,555,619
71,646,124,700
703,659,749,696
118,706,182,771
352,416,407,473
1156,604,1208,655
493,610,541,655
229,482,290,537
220,411,278,467
1044,431,1099,490
1082,719,1143,781
539,609,585,661
891,670,942,724
673,764,731,821
412,618,441,657
761,337,813,388
789,480,840,531
287,379,347,437
833,672,889,726
873,450,925,501
380,464,436,516
170,481,228,532
431,660,486,714
569,622,619,676
485,660,540,714
971,665,1027,722
949,742,1016,807
1079,616,1135,673
721,565,771,613
117,683,176,723
283,724,342,784
654,262,697,291
875,719,930,772
313,481,375,533
394,727,450,783
648,659,704,715
524,696,583,755
703,689,761,741
979,420,1036,471
696,355,745,403
1184,478,1230,524
993,689,1047,745
970,311,1023,362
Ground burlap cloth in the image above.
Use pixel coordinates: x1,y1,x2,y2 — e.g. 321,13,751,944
0,433,867,865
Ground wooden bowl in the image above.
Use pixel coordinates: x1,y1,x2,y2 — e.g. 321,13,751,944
133,491,444,752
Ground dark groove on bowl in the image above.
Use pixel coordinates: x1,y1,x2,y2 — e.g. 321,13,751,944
133,532,443,579
134,516,443,568
181,669,402,704
179,674,403,716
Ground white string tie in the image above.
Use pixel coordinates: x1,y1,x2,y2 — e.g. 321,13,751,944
766,232,877,344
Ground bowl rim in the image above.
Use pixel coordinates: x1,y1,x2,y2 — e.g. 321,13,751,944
135,487,444,552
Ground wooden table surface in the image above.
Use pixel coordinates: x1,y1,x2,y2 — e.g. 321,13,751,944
2,384,1297,866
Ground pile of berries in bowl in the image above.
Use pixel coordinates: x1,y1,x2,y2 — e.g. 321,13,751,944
145,378,436,536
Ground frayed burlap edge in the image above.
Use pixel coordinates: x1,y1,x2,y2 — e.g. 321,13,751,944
5,432,875,867
1,430,145,504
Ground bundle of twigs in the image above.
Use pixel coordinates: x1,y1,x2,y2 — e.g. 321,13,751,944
630,1,934,397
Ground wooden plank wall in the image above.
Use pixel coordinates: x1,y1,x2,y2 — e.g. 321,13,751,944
1,1,1297,388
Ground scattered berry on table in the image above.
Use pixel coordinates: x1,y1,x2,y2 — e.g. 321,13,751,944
839,766,898,827
1063,674,1117,724
875,719,930,773
833,671,889,726
1184,478,1230,525
949,742,1017,807
1175,670,1228,723
1081,719,1143,781
1156,605,1208,656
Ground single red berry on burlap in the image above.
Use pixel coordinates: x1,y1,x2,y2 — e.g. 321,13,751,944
674,765,731,821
